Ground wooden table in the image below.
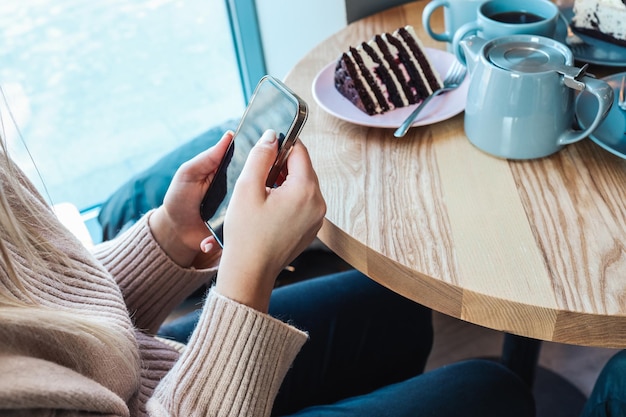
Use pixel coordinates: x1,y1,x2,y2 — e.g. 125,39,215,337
283,1,626,350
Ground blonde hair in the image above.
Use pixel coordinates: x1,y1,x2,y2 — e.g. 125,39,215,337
0,135,141,384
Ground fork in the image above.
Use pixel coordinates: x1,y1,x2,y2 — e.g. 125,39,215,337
394,60,467,137
561,12,591,55
619,75,626,111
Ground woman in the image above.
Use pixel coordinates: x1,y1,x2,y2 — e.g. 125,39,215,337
0,129,535,416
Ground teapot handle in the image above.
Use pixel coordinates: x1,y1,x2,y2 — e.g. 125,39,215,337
557,75,614,145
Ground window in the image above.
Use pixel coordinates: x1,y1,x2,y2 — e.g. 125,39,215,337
0,0,245,215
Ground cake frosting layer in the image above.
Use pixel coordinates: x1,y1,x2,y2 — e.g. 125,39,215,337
334,25,443,116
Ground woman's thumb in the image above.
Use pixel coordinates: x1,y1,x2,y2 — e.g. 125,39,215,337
239,129,278,186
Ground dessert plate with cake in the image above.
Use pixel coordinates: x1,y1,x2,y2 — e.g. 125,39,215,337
558,0,626,66
575,71,626,159
312,25,469,128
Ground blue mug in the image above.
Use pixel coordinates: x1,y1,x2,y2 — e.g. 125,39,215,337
452,0,559,64
422,0,483,52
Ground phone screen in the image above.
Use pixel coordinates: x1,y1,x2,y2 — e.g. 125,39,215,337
199,76,307,247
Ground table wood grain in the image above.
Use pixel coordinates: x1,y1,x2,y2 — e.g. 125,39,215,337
283,1,626,348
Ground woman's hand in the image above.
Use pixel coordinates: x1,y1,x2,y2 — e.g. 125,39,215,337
216,130,326,312
149,131,234,268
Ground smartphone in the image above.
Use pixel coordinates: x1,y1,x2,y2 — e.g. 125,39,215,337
199,75,308,247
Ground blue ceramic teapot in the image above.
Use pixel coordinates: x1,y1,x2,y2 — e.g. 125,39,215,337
459,34,613,160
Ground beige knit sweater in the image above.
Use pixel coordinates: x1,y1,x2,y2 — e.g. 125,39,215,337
0,159,308,416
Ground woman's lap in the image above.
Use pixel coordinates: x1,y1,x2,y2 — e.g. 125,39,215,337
282,359,535,417
159,270,534,416
160,270,433,414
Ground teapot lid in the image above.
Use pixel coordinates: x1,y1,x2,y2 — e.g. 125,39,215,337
485,36,572,73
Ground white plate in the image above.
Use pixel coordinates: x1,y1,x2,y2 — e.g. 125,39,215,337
575,71,626,159
311,48,469,128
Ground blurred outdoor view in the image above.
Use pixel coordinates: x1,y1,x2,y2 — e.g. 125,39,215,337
0,0,244,218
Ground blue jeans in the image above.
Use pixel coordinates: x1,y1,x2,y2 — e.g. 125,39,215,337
159,270,535,417
580,350,626,417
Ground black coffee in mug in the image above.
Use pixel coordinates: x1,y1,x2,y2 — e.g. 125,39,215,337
489,11,544,24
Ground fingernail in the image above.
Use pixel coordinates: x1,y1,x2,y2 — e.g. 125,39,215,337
202,242,213,253
258,129,277,144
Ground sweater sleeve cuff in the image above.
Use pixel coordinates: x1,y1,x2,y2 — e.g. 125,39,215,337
92,211,218,333
147,289,308,417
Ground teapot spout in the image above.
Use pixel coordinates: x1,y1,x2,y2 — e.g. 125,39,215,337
460,36,486,73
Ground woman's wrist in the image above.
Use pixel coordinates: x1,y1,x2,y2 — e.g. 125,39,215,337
215,251,277,313
214,273,273,313
148,207,199,268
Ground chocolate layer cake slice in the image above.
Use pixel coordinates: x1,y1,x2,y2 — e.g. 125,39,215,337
334,25,443,116
571,0,626,46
